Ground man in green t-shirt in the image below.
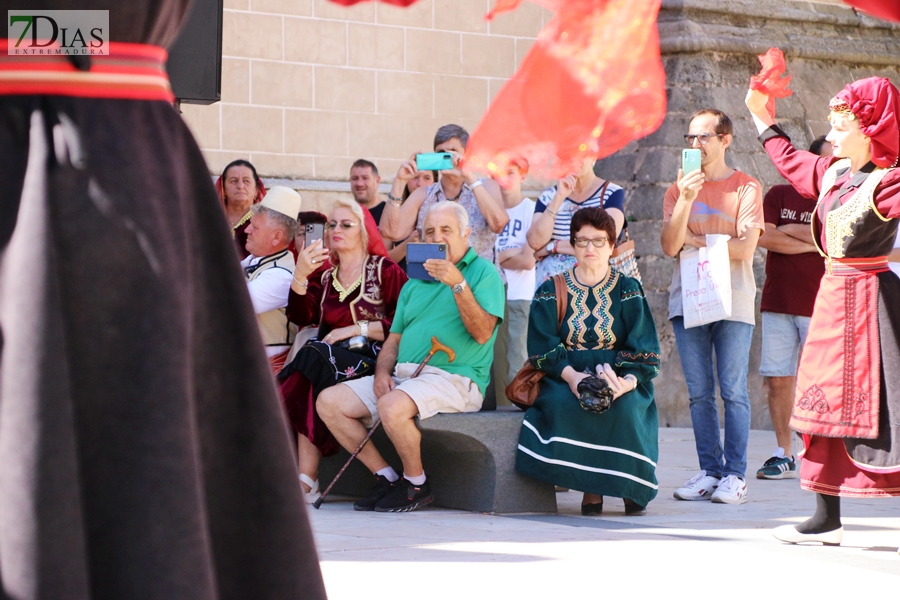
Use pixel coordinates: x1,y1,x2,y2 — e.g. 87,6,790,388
319,202,505,513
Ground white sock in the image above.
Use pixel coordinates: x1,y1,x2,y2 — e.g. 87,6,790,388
376,467,399,482
404,472,427,486
773,447,786,459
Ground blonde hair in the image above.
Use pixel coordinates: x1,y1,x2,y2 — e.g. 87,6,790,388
328,197,369,264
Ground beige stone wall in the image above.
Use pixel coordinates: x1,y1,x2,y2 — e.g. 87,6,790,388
179,0,551,209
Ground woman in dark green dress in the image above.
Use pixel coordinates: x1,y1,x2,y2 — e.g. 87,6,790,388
516,207,661,514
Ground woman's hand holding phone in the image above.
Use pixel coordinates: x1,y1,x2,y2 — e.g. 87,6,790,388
294,239,329,280
396,152,421,184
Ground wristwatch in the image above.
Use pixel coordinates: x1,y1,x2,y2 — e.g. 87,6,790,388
545,241,558,253
357,319,369,338
451,279,468,294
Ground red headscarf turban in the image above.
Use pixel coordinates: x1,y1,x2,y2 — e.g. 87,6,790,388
830,77,900,168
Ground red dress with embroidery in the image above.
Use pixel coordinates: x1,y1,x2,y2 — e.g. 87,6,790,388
762,127,900,497
278,256,407,456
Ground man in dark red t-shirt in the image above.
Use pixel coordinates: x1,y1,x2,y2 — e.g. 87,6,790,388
755,137,830,480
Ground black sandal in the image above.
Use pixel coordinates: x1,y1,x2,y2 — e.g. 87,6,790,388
581,498,603,516
624,498,646,516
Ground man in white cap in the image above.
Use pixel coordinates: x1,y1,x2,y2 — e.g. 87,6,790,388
242,186,303,372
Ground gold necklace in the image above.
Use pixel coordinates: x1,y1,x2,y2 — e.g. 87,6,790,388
332,262,363,302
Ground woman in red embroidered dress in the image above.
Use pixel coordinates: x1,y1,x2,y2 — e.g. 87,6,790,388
215,159,267,259
746,77,900,548
277,198,407,503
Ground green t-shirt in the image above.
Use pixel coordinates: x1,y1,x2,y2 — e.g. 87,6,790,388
391,248,505,395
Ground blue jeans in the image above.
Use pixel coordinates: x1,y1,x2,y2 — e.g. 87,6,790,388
672,317,753,478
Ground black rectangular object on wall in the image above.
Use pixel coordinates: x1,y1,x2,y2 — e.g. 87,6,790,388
166,0,223,105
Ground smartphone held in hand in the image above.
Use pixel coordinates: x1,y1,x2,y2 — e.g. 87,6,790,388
416,152,454,171
406,242,448,281
305,223,324,246
682,149,701,174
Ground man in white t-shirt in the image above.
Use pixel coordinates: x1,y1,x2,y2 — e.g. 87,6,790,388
241,186,302,370
492,160,537,405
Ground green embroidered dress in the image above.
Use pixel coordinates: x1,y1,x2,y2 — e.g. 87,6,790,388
516,268,661,507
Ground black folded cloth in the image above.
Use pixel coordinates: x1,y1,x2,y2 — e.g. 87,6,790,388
577,375,614,413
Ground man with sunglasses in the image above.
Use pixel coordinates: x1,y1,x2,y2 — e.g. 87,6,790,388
660,109,765,505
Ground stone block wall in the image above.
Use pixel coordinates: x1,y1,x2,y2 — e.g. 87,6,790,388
179,0,550,199
596,0,900,429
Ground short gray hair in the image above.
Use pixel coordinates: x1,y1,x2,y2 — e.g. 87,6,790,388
250,204,300,240
425,202,468,237
434,124,469,149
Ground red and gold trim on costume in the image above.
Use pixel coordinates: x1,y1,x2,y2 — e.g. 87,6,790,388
800,433,900,498
0,41,173,102
790,257,889,440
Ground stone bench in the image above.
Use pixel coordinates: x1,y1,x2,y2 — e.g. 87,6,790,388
318,407,558,514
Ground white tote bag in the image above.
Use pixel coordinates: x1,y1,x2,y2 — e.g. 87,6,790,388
680,234,732,328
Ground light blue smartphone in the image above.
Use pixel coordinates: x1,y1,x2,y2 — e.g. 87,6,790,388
416,152,454,171
682,149,701,174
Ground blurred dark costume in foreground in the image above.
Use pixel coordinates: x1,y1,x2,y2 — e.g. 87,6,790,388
0,2,326,598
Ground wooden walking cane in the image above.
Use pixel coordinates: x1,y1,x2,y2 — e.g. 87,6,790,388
313,336,456,508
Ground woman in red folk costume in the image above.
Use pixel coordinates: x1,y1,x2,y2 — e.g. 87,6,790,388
746,77,900,551
216,158,267,259
278,199,405,503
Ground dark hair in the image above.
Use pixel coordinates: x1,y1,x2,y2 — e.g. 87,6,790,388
434,124,469,150
221,159,262,206
689,109,733,136
222,159,260,183
351,158,379,176
297,211,327,225
808,136,830,155
402,169,439,200
570,207,616,247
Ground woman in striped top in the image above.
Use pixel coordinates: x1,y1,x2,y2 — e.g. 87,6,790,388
526,158,626,288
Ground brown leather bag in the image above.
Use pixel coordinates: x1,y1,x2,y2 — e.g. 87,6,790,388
506,274,566,410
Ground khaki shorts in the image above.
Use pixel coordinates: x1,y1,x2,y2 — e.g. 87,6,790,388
342,363,483,427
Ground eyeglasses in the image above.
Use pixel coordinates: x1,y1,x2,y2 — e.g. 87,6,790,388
684,133,723,145
325,221,359,231
573,237,609,248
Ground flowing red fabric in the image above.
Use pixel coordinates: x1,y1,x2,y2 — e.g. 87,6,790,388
843,0,900,22
468,0,666,183
749,48,792,118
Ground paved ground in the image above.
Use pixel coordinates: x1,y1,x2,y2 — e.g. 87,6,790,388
307,428,900,598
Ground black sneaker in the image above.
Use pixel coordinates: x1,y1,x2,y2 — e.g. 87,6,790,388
373,477,434,513
353,474,399,511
